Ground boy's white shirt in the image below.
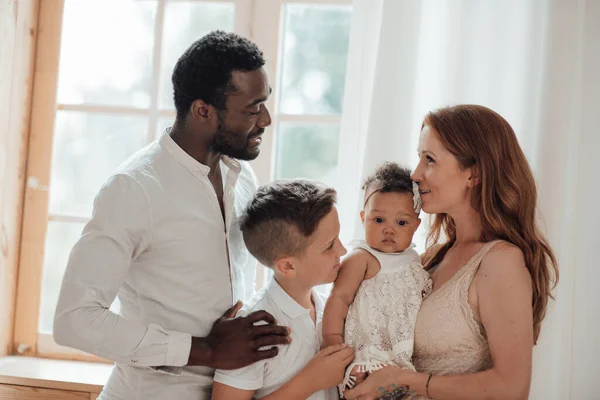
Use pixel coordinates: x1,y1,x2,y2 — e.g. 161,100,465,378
213,278,339,400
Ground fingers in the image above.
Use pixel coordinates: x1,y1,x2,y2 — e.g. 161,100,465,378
319,343,349,356
340,348,355,365
343,385,364,400
245,309,277,325
253,334,290,349
221,300,243,320
251,324,290,338
252,346,279,362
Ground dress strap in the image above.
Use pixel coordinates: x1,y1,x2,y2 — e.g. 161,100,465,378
456,239,504,341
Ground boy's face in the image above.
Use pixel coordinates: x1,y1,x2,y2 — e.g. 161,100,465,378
292,206,347,287
360,191,421,253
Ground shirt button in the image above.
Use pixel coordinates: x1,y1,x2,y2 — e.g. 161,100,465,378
90,289,97,296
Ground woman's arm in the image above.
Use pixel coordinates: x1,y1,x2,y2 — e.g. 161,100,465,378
321,250,369,348
345,243,534,400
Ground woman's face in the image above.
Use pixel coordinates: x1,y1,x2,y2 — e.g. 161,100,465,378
411,124,474,215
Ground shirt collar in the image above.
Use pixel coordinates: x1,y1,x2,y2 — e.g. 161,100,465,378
159,130,242,177
265,278,324,320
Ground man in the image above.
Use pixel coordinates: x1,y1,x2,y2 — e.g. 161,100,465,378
54,31,290,400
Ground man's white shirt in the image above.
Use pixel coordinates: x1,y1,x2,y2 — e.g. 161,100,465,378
214,278,339,400
54,132,259,400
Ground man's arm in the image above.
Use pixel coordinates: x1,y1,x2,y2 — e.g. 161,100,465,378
53,174,191,367
54,174,290,369
321,250,369,348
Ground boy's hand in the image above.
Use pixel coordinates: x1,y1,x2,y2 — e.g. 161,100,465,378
188,301,291,369
300,344,354,392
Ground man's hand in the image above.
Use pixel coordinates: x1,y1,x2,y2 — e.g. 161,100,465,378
298,344,355,393
188,301,291,369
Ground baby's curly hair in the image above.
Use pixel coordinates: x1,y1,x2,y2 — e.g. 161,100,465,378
362,162,414,198
172,30,265,118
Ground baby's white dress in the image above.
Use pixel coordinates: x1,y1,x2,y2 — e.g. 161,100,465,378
341,240,432,390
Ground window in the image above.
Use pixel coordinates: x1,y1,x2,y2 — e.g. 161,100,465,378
14,0,352,361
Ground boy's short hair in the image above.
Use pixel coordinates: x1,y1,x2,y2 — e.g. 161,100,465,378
362,162,413,204
241,180,337,267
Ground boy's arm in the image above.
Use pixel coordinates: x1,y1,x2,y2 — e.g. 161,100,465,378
211,344,354,400
261,344,354,400
211,382,255,400
322,250,369,348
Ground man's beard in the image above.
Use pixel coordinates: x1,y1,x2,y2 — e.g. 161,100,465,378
211,110,262,161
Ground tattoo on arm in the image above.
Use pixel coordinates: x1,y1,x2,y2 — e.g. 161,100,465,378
377,384,410,400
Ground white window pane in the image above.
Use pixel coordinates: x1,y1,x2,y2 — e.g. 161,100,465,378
57,0,157,107
274,123,340,186
279,5,352,115
38,221,84,333
157,117,174,135
49,111,148,217
159,2,235,109
39,221,121,334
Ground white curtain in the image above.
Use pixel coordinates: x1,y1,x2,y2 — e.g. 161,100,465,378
335,0,600,398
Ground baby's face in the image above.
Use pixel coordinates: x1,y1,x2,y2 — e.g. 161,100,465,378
361,191,421,253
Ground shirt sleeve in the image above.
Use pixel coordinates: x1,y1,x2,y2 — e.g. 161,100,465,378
53,174,191,367
213,359,266,391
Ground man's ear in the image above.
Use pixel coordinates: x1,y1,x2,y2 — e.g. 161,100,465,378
274,257,296,278
190,99,216,124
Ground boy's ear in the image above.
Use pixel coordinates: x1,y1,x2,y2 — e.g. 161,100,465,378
360,210,365,223
415,217,422,231
274,257,296,278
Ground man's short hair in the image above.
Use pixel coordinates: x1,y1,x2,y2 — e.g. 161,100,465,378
363,162,413,197
241,180,337,267
171,30,265,118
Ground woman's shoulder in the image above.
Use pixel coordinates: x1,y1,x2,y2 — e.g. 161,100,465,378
482,240,524,264
477,240,530,287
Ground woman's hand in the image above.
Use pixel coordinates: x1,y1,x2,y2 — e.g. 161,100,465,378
343,366,417,400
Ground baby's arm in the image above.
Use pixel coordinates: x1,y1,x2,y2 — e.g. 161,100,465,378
322,250,369,349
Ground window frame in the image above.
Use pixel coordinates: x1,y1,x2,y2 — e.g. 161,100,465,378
12,0,352,362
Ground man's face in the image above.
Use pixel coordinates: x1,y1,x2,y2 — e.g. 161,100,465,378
211,68,272,160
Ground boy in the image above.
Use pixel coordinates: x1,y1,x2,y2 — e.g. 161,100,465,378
212,180,354,400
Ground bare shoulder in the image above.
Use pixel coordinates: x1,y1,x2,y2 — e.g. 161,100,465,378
477,241,532,289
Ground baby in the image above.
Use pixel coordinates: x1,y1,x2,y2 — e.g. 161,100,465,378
322,162,432,394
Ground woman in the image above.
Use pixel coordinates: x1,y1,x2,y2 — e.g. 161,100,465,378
344,105,558,400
